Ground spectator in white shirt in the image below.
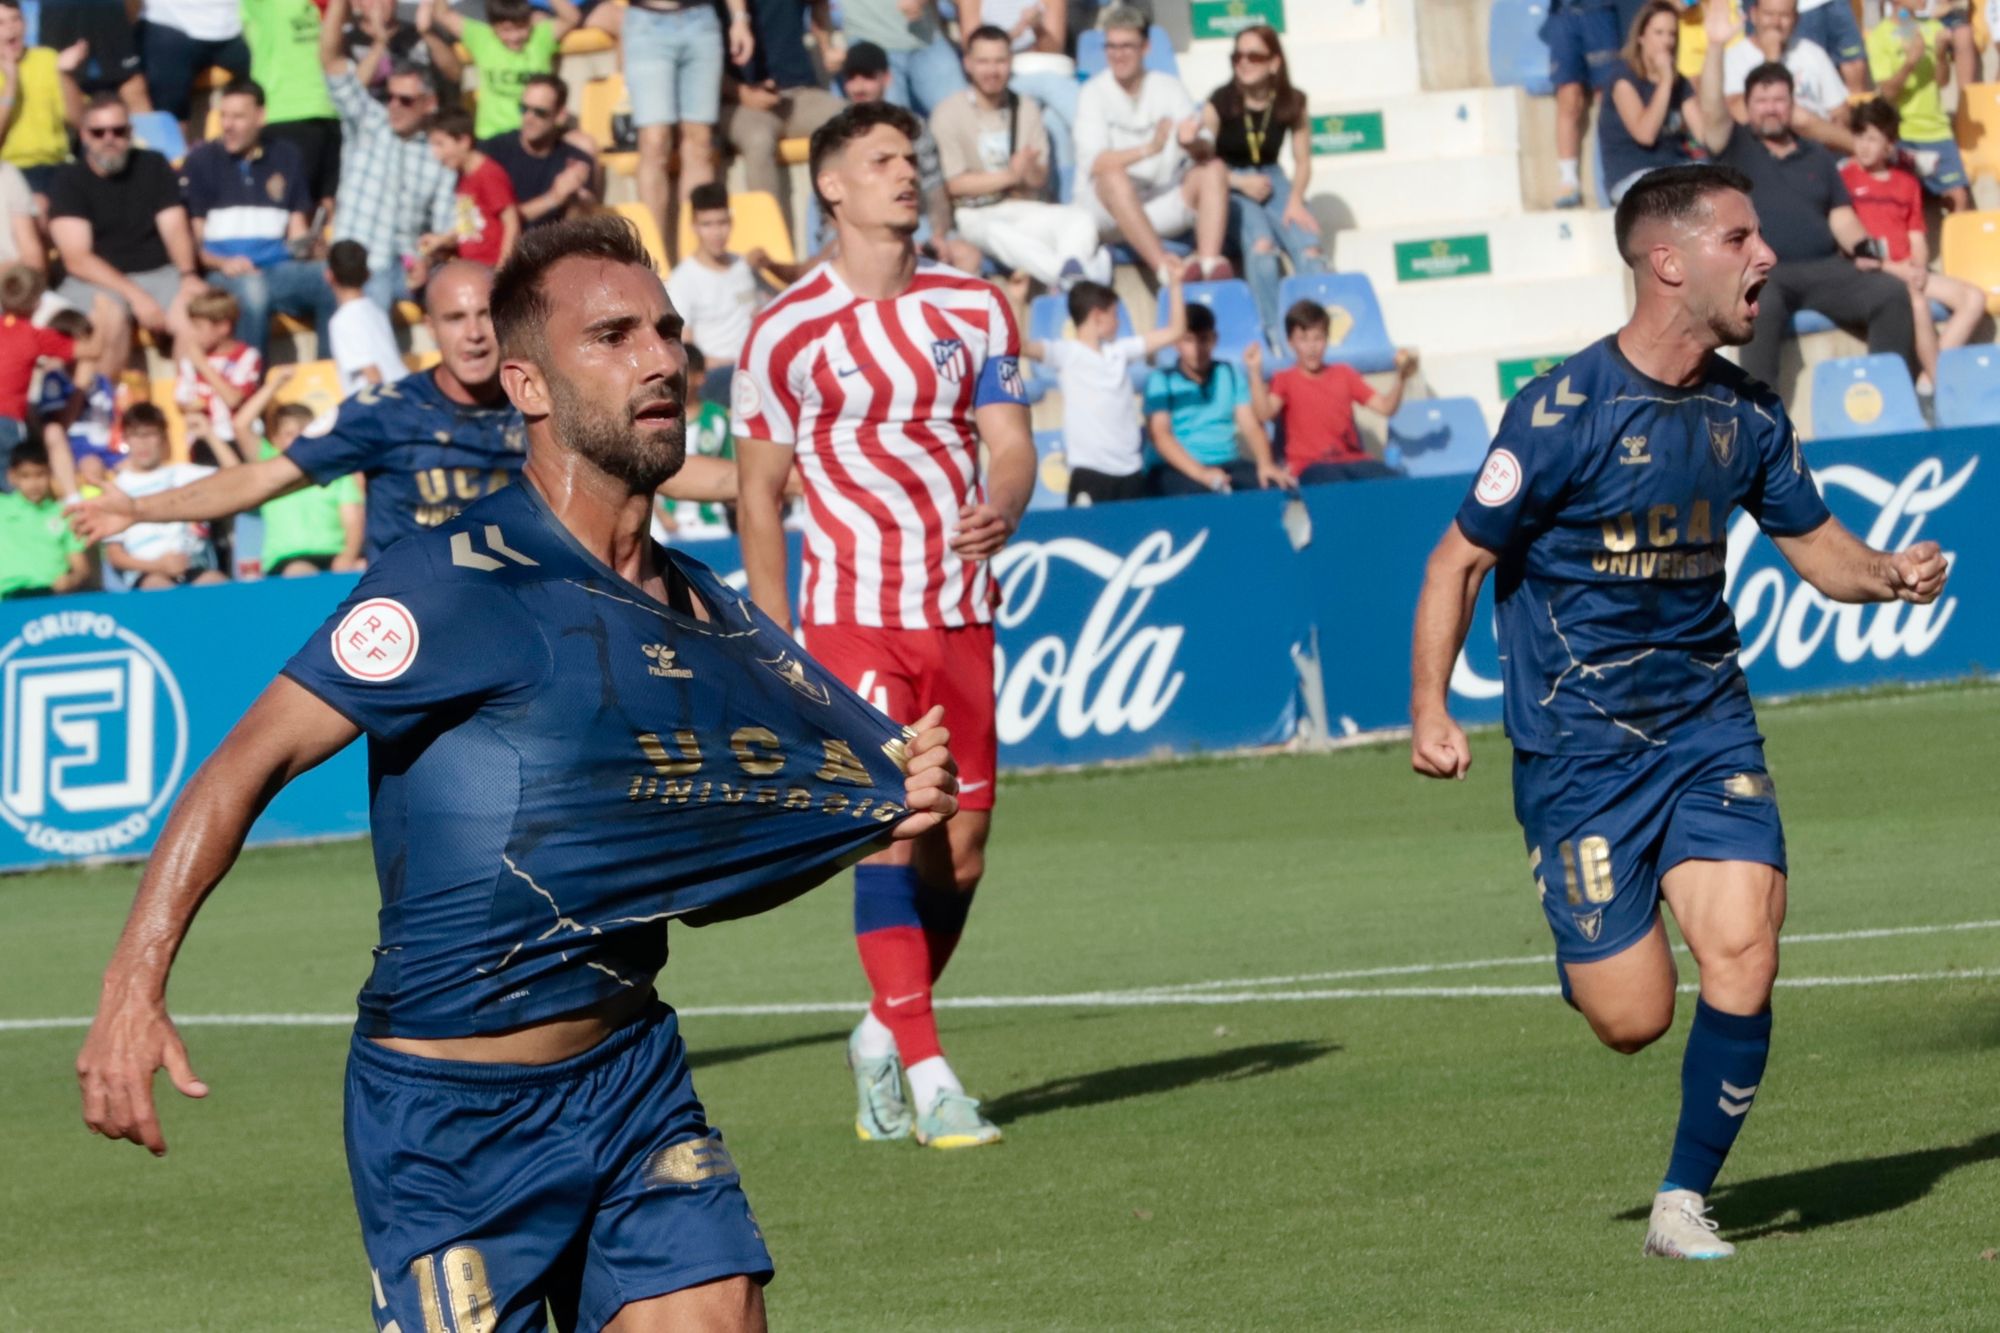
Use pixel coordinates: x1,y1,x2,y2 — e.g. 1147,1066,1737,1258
1022,273,1185,505
1074,6,1233,284
1723,0,1853,151
666,182,769,406
324,240,409,396
934,27,1110,289
100,402,230,589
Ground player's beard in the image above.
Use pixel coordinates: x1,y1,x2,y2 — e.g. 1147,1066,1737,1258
547,368,687,492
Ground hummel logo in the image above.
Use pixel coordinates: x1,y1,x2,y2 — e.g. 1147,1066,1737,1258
884,992,925,1008
1718,1080,1759,1118
642,644,693,679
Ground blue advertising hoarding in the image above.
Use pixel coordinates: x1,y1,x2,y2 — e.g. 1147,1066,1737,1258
0,430,1989,871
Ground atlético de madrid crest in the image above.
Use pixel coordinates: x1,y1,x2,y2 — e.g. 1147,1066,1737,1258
1707,418,1738,466
932,337,971,383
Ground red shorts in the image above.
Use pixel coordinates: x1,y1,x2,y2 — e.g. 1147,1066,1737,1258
800,622,998,811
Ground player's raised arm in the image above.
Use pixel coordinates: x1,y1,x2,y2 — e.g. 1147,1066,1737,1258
1772,519,1948,605
1410,522,1498,779
70,450,312,543
77,678,362,1157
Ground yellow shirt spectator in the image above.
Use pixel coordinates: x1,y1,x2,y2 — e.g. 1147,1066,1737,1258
2,47,70,169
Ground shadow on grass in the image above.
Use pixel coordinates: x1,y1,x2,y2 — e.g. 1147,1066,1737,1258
986,1040,1341,1124
688,1028,849,1070
1615,1130,2000,1239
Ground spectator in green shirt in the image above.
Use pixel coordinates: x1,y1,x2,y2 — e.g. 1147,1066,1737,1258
416,0,581,141
244,0,344,221
0,439,92,597
232,368,364,576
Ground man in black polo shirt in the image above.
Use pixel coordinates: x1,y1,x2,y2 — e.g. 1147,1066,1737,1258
478,74,599,230
1696,3,1913,389
182,79,339,357
720,0,845,212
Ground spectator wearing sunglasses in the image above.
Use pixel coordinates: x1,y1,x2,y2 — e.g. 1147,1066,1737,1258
48,95,206,375
479,74,600,231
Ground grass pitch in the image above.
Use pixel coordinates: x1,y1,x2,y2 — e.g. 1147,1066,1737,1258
2,685,1998,1331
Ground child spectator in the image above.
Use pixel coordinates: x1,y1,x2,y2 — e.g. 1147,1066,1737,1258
99,403,232,590
1864,3,1970,210
1841,99,1987,396
424,108,521,268
232,366,365,576
667,183,768,407
1247,300,1415,485
1021,275,1185,506
655,344,736,539
0,440,91,597
1142,302,1291,496
325,239,410,396
0,264,79,450
415,0,581,140
35,309,119,496
175,286,262,453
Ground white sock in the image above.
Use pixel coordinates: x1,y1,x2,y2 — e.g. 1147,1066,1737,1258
1558,157,1580,191
854,1010,897,1059
906,1056,963,1114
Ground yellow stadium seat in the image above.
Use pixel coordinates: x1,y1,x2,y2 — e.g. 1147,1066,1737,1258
394,300,424,328
405,349,442,373
274,359,345,421
1955,83,2000,186
195,66,233,93
778,137,810,166
676,190,794,266
148,377,189,460
560,27,616,56
615,200,671,273
204,105,219,142
580,75,638,177
1940,211,2000,316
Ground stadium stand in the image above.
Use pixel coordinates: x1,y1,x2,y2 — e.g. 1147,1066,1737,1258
675,191,796,270
1940,211,2000,315
1485,0,1557,97
1268,272,1397,374
615,201,673,275
579,74,639,181
1029,430,1070,511
1074,24,1181,80
1932,345,2000,427
1809,354,1928,440
1024,294,1146,400
1383,397,1490,478
1154,280,1263,367
1956,82,2000,186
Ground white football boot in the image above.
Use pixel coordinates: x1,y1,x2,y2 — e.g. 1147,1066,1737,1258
1643,1189,1736,1260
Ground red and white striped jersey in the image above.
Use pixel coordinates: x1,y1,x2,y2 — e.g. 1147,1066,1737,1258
732,259,1028,630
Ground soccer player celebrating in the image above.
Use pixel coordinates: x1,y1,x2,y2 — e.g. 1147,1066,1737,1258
733,102,1036,1150
1409,164,1948,1260
76,215,961,1331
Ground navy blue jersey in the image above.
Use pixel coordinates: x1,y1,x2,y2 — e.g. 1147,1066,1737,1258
283,483,914,1038
283,372,526,560
1455,337,1831,756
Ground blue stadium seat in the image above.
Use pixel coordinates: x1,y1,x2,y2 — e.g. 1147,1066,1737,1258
1155,279,1261,366
1384,398,1491,477
1810,354,1927,439
1267,272,1396,374
130,111,188,165
1075,25,1180,80
1792,300,1948,336
1933,345,2000,427
1488,0,1555,97
1029,430,1070,510
1024,293,1146,398
20,1,36,45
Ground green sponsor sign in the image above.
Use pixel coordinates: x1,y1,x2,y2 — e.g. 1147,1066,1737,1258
1497,354,1569,400
1393,234,1492,283
1310,111,1385,156
1192,0,1286,39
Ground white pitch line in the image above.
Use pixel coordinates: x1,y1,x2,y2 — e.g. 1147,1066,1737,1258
1135,917,2000,995
4,967,1997,1031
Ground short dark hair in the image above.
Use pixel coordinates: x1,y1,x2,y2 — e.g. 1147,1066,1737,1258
808,101,924,214
45,308,92,340
487,0,534,23
83,91,126,118
122,402,168,434
1612,162,1757,264
386,59,431,88
8,438,49,471
688,181,730,214
1852,97,1901,141
684,342,707,375
1284,298,1329,337
1742,60,1794,97
965,24,1013,51
523,72,569,108
428,107,476,142
492,212,655,359
1184,303,1216,337
327,239,371,288
272,403,317,432
220,77,264,106
1066,280,1118,328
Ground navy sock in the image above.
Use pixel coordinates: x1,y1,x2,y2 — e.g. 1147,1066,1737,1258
1662,998,1772,1196
853,864,922,934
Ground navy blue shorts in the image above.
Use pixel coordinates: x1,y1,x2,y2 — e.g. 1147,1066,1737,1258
1545,3,1626,90
346,1002,771,1333
1513,739,1787,969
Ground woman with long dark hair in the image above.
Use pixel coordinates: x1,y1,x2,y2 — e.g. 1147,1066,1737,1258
1200,24,1325,336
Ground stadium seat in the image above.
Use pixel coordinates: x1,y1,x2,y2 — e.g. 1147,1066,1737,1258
1932,346,2000,427
1023,293,1145,398
1269,272,1396,374
579,75,638,177
615,201,672,274
405,349,442,373
1791,299,1948,336
1954,82,2000,185
676,190,795,267
130,111,187,164
394,300,424,328
1809,354,1926,439
274,360,344,424
1155,279,1261,366
149,377,189,459
1383,397,1489,477
1940,211,2000,315
1029,430,1070,510
1075,25,1179,80
1487,0,1555,97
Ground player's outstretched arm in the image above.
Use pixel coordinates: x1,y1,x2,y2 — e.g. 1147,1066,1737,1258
77,678,361,1158
658,454,738,503
736,436,797,627
888,705,960,841
1410,522,1499,780
70,452,312,543
1773,518,1949,605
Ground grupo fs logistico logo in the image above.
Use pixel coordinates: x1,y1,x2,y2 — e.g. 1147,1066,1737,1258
0,609,188,858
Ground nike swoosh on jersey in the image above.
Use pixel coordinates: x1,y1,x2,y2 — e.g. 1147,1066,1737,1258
884,992,926,1007
959,780,990,793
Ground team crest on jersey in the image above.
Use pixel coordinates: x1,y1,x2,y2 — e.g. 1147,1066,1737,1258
1574,910,1604,943
997,355,1025,401
1707,418,1738,466
757,651,831,705
931,337,972,383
